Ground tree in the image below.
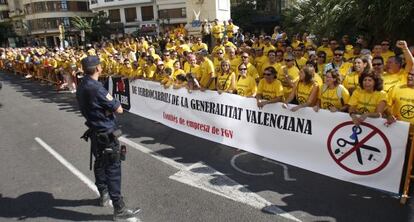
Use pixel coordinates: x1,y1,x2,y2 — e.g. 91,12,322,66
71,12,110,42
281,0,414,44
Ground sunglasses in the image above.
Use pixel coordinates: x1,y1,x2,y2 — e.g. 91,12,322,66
372,63,383,66
239,68,247,71
285,59,293,62
242,56,249,59
217,52,223,54
263,72,273,76
334,53,343,56
381,43,389,46
164,54,170,56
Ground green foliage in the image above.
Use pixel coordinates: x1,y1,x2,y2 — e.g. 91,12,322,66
71,12,110,42
231,1,261,31
282,0,414,44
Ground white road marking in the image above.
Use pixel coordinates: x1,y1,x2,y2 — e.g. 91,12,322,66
231,152,296,181
35,137,140,222
34,137,99,196
263,158,297,181
231,152,274,176
119,136,302,222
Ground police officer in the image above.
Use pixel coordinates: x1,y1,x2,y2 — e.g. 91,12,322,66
76,56,140,221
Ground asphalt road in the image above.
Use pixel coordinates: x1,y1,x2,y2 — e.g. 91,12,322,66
1,71,413,222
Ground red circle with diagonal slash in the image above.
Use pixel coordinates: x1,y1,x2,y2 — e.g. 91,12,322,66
327,121,391,175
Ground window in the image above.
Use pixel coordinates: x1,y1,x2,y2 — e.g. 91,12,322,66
124,7,137,23
108,9,120,22
0,0,7,5
158,8,186,19
141,6,153,21
104,0,113,2
61,0,67,11
91,0,98,4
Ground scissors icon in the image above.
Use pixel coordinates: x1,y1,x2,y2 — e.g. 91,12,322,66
336,125,381,165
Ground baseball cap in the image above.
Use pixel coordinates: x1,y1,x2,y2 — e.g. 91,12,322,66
81,56,101,69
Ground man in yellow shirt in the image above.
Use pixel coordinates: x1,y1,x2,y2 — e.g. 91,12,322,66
211,19,223,44
293,47,307,70
323,49,353,77
196,49,216,90
388,71,414,129
385,41,413,85
237,52,259,81
262,36,276,55
279,54,300,98
260,50,282,78
191,37,208,52
317,37,332,61
227,48,242,73
226,19,238,42
381,40,395,63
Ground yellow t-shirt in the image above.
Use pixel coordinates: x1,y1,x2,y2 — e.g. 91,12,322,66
382,72,401,92
348,89,387,113
212,24,223,39
226,24,235,38
172,68,185,80
294,57,307,70
257,79,284,100
319,84,350,110
260,61,282,79
343,71,360,91
143,64,157,79
229,57,242,73
388,84,414,125
192,43,208,52
296,81,319,105
183,63,201,78
263,45,276,56
199,58,216,89
277,66,300,97
237,75,257,97
217,72,236,91
381,50,395,63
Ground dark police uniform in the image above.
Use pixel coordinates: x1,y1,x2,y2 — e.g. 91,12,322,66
76,56,126,210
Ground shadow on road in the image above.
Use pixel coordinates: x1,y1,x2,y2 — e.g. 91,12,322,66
2,71,413,222
0,192,112,221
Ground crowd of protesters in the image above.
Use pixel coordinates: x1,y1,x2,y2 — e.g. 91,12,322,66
1,20,414,131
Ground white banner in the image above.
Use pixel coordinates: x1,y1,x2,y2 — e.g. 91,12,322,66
112,78,409,194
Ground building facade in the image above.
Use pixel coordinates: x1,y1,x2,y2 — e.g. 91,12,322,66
23,0,94,46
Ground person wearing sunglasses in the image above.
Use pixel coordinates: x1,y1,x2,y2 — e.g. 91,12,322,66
256,66,283,108
260,50,282,79
279,54,300,99
381,40,395,63
313,69,349,113
237,52,259,81
386,41,413,86
236,63,257,97
323,48,353,78
372,56,397,93
216,60,236,94
283,66,319,112
213,49,226,73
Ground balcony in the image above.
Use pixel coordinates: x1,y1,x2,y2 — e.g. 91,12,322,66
9,9,24,18
89,0,153,11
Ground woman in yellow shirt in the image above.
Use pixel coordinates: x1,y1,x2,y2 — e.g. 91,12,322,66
314,69,350,112
171,60,185,80
283,66,319,112
256,67,284,108
348,72,387,126
236,63,257,97
343,57,372,94
216,60,236,94
142,56,157,79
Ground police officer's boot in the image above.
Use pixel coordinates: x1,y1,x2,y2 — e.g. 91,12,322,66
98,190,111,207
113,199,141,221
